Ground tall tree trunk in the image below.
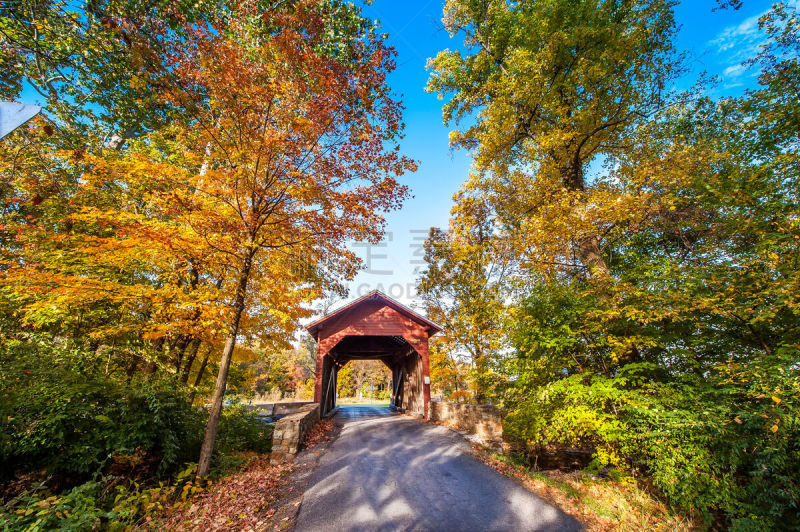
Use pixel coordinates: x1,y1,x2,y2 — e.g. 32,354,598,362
197,253,253,477
175,266,202,375
189,277,226,389
173,335,190,373
472,342,486,404
561,158,611,278
188,345,213,402
577,236,610,277
181,338,203,384
193,348,210,387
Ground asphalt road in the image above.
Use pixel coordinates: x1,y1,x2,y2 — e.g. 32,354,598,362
293,406,582,532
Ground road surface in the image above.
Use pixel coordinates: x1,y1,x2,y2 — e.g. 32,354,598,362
294,405,582,531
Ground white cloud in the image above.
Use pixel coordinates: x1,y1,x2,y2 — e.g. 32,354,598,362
707,8,769,84
710,13,762,54
722,81,744,91
723,63,746,77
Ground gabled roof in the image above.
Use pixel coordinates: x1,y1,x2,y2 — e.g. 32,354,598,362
306,290,442,339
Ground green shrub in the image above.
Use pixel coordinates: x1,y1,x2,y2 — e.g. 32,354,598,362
0,339,276,529
502,285,800,530
216,399,273,455
0,345,206,479
1,339,272,482
502,365,800,530
0,480,111,531
0,464,202,531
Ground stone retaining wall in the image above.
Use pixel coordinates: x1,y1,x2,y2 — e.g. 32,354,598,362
248,401,315,417
430,402,503,447
269,403,320,464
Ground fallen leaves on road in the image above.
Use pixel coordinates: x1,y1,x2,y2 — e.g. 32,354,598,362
303,418,334,449
472,447,696,531
157,419,336,531
159,457,293,531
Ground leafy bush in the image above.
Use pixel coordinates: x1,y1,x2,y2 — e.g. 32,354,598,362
0,480,113,531
504,374,800,529
0,464,202,531
0,341,206,480
628,364,800,531
0,339,277,529
1,338,273,483
216,400,273,455
502,287,800,531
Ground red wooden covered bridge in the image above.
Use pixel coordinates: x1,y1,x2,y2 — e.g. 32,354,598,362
306,290,442,418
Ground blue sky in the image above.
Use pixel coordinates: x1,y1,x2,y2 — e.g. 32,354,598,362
340,0,777,309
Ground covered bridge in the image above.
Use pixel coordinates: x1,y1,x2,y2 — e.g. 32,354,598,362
306,291,442,418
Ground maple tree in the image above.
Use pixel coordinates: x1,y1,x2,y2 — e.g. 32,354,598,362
1,0,413,480
167,2,413,476
0,0,234,370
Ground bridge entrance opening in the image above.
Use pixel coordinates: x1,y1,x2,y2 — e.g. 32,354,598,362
306,291,442,418
334,359,392,403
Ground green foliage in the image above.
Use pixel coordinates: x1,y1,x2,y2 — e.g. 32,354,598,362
0,337,274,528
0,464,203,531
253,353,295,397
374,388,390,401
1,337,273,481
418,195,507,403
428,0,682,185
0,338,205,479
426,1,800,529
0,0,223,146
0,480,114,531
216,400,273,455
504,374,631,470
502,281,800,530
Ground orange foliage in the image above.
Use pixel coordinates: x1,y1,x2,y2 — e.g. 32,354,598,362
1,0,414,361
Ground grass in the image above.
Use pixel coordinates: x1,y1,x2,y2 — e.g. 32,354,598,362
474,450,698,531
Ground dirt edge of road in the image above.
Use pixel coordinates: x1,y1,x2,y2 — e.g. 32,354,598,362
422,418,590,529
271,419,341,531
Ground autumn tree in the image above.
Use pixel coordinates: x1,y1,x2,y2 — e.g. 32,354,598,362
426,1,800,527
156,1,413,476
0,0,235,372
2,0,414,478
336,360,390,399
428,344,470,402
417,190,507,402
427,0,683,278
250,339,316,398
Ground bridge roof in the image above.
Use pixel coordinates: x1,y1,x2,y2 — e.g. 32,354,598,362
305,290,442,340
